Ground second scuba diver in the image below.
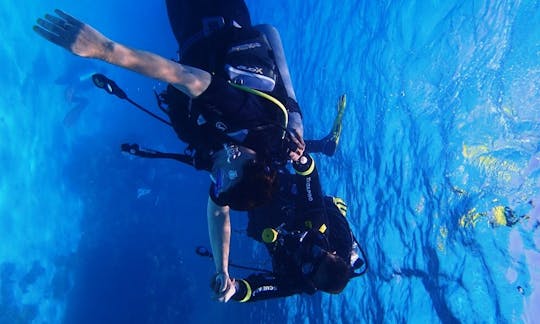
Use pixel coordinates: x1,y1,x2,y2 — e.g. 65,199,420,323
212,152,367,302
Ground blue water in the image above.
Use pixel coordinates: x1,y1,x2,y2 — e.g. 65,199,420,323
1,0,539,323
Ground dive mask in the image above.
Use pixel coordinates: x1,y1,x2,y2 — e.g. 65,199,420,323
210,144,257,197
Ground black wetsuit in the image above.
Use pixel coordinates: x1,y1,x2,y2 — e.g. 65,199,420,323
166,0,251,63
164,0,299,171
232,154,354,302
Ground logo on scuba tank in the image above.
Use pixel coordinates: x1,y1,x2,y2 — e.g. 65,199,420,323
228,42,262,53
306,177,313,202
253,285,278,297
236,65,264,75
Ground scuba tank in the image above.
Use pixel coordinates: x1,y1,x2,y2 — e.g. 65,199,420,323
224,26,277,92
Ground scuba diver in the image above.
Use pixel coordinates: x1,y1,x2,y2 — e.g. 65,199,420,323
33,0,348,300
211,153,367,302
33,2,304,211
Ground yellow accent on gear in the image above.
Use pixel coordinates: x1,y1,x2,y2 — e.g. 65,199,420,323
228,82,288,139
330,94,347,144
318,224,327,234
295,158,315,176
238,279,252,303
332,197,348,217
262,228,278,243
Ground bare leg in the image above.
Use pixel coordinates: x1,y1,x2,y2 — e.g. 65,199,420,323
33,10,211,98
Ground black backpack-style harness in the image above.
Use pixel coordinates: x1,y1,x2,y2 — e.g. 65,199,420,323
91,20,297,169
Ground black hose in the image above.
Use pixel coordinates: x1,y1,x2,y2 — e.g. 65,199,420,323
92,73,172,126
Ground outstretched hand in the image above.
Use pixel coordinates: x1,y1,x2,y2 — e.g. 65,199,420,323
33,9,111,59
211,272,236,303
288,129,306,161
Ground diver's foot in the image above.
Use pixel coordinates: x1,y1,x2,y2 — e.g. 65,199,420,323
320,129,340,156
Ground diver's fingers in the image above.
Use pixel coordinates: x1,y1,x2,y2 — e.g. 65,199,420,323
34,11,76,49
44,13,66,27
33,25,64,47
54,9,82,27
290,135,305,152
212,273,228,293
213,278,223,293
294,135,305,148
290,129,305,147
36,17,64,36
298,132,305,146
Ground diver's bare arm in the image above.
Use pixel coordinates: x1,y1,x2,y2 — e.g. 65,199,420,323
102,41,210,97
288,112,304,139
207,199,237,302
33,9,210,97
207,198,231,277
